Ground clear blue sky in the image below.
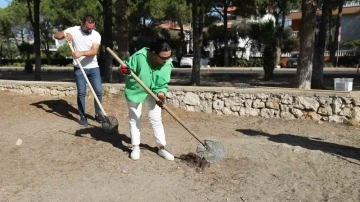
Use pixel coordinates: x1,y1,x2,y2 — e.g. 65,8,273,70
0,0,11,8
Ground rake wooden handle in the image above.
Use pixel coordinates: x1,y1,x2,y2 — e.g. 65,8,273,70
106,47,205,145
68,40,107,116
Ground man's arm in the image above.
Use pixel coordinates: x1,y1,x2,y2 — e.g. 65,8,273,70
53,31,66,40
80,43,100,57
72,43,100,58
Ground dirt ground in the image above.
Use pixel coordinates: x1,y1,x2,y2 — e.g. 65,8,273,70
0,90,359,202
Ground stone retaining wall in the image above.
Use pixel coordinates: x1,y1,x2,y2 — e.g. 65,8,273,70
1,80,360,124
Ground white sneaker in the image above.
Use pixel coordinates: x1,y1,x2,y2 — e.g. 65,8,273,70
158,147,174,161
130,146,140,160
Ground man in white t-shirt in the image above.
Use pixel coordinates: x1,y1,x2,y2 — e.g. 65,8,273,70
54,14,105,126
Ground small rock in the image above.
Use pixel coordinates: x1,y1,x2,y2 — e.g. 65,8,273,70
16,138,22,146
82,133,92,138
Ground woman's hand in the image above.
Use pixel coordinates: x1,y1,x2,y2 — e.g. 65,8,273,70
156,92,165,108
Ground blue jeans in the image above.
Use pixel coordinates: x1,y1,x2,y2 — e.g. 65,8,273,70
74,67,102,118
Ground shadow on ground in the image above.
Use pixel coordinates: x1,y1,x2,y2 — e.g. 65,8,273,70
30,99,96,122
237,129,360,164
74,127,158,156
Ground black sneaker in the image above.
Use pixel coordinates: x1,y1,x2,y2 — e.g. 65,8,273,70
79,116,88,126
95,114,106,123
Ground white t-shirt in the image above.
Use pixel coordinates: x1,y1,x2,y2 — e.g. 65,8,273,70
65,26,101,69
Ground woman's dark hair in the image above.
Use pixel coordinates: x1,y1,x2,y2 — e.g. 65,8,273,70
149,38,171,54
82,14,96,24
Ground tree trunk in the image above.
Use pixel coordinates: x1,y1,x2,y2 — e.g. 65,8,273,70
223,1,229,67
26,0,41,79
0,44,2,66
42,20,52,66
330,0,344,66
190,0,205,86
274,12,282,69
296,0,318,89
116,0,129,83
33,0,41,81
327,6,333,52
261,18,277,81
102,0,113,83
278,10,287,68
263,39,277,81
178,20,186,58
312,0,330,89
44,41,51,65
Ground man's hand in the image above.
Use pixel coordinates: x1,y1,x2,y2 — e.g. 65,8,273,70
119,65,131,74
63,32,82,59
64,32,72,42
71,51,83,59
156,92,166,108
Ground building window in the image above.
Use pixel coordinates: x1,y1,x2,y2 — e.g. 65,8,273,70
285,18,292,27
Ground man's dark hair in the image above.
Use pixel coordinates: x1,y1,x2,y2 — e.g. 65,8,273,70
82,14,96,24
149,38,171,54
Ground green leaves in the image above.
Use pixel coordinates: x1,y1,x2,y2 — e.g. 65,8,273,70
342,39,360,48
42,0,102,29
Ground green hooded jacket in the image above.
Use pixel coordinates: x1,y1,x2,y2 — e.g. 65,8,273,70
122,47,173,103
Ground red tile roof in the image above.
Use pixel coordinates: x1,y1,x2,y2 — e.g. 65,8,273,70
222,6,238,12
158,21,190,31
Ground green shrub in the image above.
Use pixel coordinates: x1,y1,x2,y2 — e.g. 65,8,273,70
324,62,333,67
342,39,360,48
13,63,23,67
234,58,263,67
55,45,71,59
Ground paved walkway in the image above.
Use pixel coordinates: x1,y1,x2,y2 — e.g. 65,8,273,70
1,66,359,90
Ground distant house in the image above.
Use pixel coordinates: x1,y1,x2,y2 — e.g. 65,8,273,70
158,21,190,32
287,1,360,50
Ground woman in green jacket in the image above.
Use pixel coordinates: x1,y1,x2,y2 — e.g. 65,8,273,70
119,38,174,161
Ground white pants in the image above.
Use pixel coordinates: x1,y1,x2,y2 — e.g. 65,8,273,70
127,96,166,147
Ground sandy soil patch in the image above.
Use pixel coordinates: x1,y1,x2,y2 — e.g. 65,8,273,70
0,90,359,202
